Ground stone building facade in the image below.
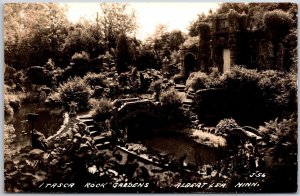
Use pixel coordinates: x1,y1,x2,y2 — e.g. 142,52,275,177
181,11,292,74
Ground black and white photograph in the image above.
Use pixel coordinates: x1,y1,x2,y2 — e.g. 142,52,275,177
3,2,298,193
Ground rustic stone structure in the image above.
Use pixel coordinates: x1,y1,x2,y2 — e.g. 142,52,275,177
181,10,292,74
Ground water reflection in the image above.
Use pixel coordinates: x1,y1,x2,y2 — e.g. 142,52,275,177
5,103,64,150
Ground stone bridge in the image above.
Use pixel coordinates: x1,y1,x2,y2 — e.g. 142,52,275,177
111,99,160,132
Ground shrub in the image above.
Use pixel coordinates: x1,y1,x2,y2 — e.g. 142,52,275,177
181,36,199,50
216,118,239,135
149,79,163,94
263,10,292,39
186,70,224,91
258,70,296,112
221,66,260,89
71,51,90,65
160,89,183,107
186,72,210,90
258,114,297,146
83,73,108,88
57,77,92,111
91,98,113,122
159,89,188,125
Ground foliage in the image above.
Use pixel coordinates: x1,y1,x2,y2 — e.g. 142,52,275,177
135,45,159,70
160,89,183,107
91,98,114,121
263,9,292,40
83,72,108,88
57,77,92,111
181,36,199,50
116,34,135,73
188,13,210,36
149,78,173,96
71,51,90,65
215,118,239,135
258,114,297,190
146,26,185,66
221,66,260,89
258,115,297,146
4,3,69,68
166,30,185,51
62,21,103,60
186,72,210,90
198,22,211,39
222,66,296,114
99,2,137,48
4,124,17,160
186,70,223,90
190,66,297,123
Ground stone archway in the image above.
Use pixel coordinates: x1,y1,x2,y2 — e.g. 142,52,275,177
111,100,160,136
184,53,196,76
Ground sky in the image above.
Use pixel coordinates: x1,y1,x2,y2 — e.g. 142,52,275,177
64,2,220,40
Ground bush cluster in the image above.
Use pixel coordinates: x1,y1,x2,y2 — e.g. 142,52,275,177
186,69,223,90
91,98,114,122
160,89,183,107
215,118,239,136
159,89,186,123
57,77,92,111
83,73,109,88
71,51,90,65
192,66,297,118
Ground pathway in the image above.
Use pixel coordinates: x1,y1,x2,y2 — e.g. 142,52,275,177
174,84,198,126
76,111,111,150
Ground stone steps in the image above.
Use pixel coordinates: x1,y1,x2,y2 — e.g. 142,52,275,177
183,99,193,105
96,141,111,150
77,112,111,151
79,118,94,125
175,84,186,92
186,92,196,99
87,125,97,131
94,135,108,144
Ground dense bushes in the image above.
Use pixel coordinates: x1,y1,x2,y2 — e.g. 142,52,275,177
215,118,239,136
186,68,223,90
258,114,297,148
91,98,114,121
71,51,90,66
221,66,297,114
83,73,108,88
159,89,185,123
57,77,92,111
192,66,296,124
160,89,183,107
257,114,297,192
263,9,292,40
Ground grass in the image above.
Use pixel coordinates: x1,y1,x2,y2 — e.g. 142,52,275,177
183,128,227,148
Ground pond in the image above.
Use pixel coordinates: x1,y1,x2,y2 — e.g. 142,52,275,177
140,131,228,167
5,103,64,151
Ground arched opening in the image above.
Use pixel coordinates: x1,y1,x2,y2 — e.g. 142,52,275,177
184,53,196,75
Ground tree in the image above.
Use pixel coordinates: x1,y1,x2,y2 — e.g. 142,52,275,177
116,34,134,73
4,3,69,68
99,3,137,49
167,30,185,51
188,13,209,36
62,21,102,61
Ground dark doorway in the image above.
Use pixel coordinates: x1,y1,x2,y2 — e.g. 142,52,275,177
184,53,196,75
